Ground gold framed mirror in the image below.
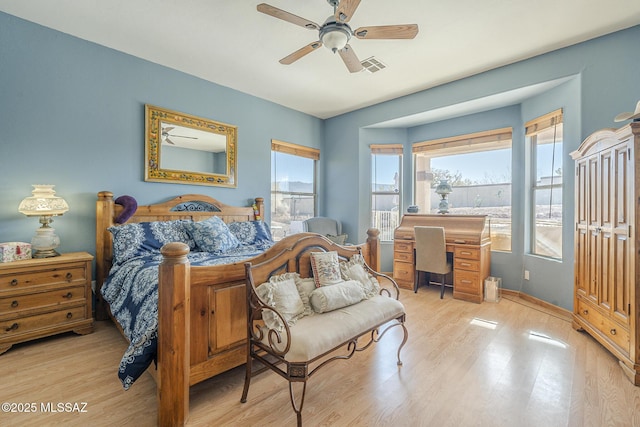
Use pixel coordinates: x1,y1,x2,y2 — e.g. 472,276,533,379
144,104,237,187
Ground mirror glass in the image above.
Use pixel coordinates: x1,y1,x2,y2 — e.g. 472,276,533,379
145,105,237,187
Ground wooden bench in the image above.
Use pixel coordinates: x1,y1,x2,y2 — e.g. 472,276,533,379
240,234,408,426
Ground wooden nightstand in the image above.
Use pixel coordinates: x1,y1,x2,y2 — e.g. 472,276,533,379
0,252,94,355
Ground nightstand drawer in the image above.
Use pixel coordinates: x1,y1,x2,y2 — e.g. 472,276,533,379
0,306,86,337
0,266,87,293
0,285,86,318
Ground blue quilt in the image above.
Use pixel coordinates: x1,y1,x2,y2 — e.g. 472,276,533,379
101,219,273,389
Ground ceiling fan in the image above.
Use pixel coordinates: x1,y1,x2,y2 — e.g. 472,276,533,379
257,0,419,73
161,126,197,145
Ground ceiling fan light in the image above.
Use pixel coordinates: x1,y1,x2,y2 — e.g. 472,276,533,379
321,28,349,53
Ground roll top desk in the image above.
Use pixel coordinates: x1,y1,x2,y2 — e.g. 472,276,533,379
393,214,491,303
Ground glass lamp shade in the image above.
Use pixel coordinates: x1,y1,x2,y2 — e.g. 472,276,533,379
18,185,69,216
321,28,349,53
18,185,69,258
435,179,453,196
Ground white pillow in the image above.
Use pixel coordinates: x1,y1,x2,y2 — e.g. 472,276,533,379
255,277,305,331
296,277,317,316
309,280,365,313
310,251,342,287
340,254,381,298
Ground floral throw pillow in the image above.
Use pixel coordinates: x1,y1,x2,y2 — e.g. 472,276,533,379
109,220,195,265
183,216,240,254
228,220,273,247
310,251,343,287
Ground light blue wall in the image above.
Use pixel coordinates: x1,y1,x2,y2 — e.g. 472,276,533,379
1,10,639,310
0,12,323,258
324,25,640,310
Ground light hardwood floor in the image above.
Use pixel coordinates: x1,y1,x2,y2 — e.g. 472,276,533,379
1,286,639,427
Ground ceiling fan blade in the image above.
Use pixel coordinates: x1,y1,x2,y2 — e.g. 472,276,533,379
163,126,175,132
339,44,363,73
165,137,175,145
335,0,362,23
354,24,419,39
257,3,320,30
280,41,323,65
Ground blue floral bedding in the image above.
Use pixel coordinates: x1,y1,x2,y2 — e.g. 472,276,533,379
101,218,273,389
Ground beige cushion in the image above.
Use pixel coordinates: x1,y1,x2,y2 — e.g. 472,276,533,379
309,280,365,313
264,295,405,362
310,251,342,287
256,277,305,331
340,254,380,298
296,277,317,316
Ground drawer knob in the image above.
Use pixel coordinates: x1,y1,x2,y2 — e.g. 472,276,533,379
65,272,73,281
461,280,472,284
10,279,18,286
461,262,471,267
582,309,588,315
64,292,73,299
66,312,73,319
610,328,617,335
11,300,18,308
5,323,18,332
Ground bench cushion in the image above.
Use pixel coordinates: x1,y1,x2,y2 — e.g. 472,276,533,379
265,295,405,362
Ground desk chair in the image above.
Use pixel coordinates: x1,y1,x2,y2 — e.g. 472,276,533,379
414,226,452,298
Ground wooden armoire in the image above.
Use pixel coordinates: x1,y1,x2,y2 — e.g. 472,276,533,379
571,122,640,385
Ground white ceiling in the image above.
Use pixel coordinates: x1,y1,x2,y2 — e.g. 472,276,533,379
2,0,640,119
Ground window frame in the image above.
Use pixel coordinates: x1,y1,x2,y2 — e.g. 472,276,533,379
370,144,403,242
270,139,319,240
412,128,513,252
526,109,564,259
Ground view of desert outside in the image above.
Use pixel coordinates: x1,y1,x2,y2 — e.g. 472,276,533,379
272,138,562,260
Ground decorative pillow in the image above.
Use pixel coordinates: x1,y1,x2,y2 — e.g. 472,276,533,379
310,251,343,287
340,254,381,298
309,280,365,313
296,277,317,316
255,277,305,331
228,220,273,247
326,233,348,245
114,195,138,224
183,216,240,254
109,220,195,265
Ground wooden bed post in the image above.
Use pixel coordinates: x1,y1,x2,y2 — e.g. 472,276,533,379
366,228,381,273
158,243,191,427
95,191,115,320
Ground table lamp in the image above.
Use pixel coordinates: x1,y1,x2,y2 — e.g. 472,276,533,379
435,179,453,214
18,185,69,258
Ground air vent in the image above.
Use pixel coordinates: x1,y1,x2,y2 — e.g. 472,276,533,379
361,57,387,73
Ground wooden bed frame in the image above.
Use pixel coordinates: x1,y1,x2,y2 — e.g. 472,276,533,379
94,191,380,426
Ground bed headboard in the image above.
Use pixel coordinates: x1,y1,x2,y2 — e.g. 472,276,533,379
95,191,264,319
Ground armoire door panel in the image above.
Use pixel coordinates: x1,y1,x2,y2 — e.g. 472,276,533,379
600,150,613,227
612,233,630,325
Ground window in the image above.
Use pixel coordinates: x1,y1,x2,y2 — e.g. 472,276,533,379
526,110,563,259
271,140,319,240
371,144,403,241
413,128,512,251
